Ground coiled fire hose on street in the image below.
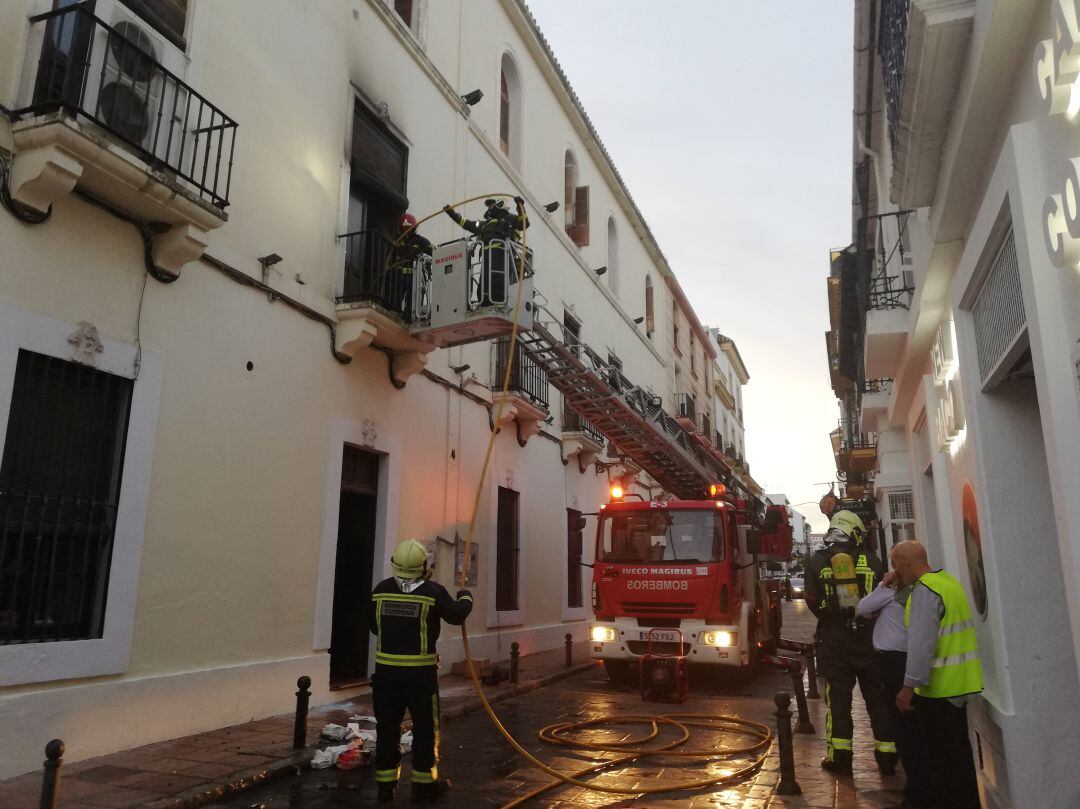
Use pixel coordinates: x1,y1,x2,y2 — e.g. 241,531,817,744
400,195,774,805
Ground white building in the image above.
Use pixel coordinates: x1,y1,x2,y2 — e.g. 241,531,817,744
0,0,726,777
827,2,1080,806
707,329,749,463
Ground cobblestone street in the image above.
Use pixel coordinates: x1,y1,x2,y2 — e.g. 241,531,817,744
208,602,905,808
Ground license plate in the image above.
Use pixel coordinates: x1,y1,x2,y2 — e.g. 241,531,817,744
639,630,679,642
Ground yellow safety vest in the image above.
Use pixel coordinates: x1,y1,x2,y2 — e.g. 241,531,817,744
904,570,983,698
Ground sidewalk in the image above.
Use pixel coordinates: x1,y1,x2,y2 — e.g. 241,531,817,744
0,642,595,809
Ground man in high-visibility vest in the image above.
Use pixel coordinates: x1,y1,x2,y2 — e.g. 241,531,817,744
893,540,983,809
369,538,473,802
804,510,897,776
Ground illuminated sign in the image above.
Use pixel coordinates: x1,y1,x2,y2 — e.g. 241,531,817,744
932,320,966,452
1035,1,1080,265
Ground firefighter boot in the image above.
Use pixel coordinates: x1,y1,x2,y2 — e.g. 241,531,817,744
376,781,396,803
875,749,898,775
820,749,853,775
412,778,452,800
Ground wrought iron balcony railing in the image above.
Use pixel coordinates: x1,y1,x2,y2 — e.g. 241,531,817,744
879,0,911,157
868,210,915,311
840,434,878,452
16,3,237,209
675,393,696,423
493,337,549,409
562,405,604,446
861,378,894,394
336,229,422,322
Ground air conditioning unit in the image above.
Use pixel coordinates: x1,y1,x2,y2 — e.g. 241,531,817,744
21,0,190,167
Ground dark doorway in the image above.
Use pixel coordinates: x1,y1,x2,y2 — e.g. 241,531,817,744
330,446,380,688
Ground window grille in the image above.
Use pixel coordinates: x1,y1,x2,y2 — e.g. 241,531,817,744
972,231,1025,383
0,350,133,645
496,487,519,611
888,490,915,522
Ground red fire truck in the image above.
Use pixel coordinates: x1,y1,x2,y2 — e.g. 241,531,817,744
589,488,793,685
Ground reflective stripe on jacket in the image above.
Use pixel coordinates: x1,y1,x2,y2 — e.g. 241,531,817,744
903,570,983,698
370,578,472,668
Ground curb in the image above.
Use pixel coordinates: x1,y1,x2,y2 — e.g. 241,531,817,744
144,661,598,809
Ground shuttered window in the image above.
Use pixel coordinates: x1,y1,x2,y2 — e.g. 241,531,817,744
645,276,655,337
567,185,590,246
0,350,133,645
119,0,188,49
972,230,1026,386
500,72,511,156
496,487,519,611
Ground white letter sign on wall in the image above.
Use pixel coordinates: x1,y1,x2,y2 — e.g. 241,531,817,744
931,320,965,452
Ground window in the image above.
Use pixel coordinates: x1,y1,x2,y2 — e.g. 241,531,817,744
499,53,522,168
119,0,188,50
672,303,680,353
606,217,619,296
644,276,655,337
393,0,413,26
599,510,724,563
496,487,520,611
341,100,409,305
567,509,583,608
563,151,590,247
0,350,133,645
563,310,582,345
690,339,697,376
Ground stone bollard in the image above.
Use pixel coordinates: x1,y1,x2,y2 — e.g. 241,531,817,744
564,633,573,668
773,693,802,796
789,662,816,735
804,646,820,699
510,641,520,683
293,675,312,750
39,739,64,809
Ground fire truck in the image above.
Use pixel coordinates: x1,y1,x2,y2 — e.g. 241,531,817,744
589,492,793,683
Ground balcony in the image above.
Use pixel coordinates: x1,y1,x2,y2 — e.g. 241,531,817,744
562,405,605,471
838,432,878,475
8,4,237,276
492,337,549,445
860,378,893,433
880,0,975,207
334,230,434,381
674,393,697,432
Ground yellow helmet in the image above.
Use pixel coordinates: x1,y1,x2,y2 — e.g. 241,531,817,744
391,538,430,579
829,510,866,544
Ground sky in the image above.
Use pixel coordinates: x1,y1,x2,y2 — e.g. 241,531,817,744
527,1,854,532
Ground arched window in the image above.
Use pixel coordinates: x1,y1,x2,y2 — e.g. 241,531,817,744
607,216,619,296
644,275,655,337
499,53,522,168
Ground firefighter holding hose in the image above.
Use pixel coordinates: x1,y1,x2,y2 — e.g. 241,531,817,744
369,538,473,802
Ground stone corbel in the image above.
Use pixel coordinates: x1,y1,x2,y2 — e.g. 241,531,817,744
151,223,209,278
336,320,380,358
561,434,603,473
390,350,428,385
9,144,83,214
494,394,547,447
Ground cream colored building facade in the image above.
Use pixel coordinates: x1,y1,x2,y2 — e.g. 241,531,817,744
829,1,1080,806
0,0,730,777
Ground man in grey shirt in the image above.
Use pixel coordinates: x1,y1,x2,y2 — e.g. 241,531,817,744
892,541,982,809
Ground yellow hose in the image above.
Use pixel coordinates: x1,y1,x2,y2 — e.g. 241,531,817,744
408,195,774,805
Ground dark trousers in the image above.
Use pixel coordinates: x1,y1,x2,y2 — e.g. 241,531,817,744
819,630,895,759
911,695,982,809
373,667,440,785
879,651,932,807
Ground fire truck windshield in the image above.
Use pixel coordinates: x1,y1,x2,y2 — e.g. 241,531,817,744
598,510,725,564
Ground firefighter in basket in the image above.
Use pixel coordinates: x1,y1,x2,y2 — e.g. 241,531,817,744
443,197,529,307
804,510,898,776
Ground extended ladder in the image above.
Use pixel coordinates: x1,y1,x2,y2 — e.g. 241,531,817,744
515,318,744,501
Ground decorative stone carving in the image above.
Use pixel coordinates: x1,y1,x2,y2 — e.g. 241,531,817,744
360,419,378,447
67,321,104,366
391,350,428,385
151,224,209,278
505,468,516,489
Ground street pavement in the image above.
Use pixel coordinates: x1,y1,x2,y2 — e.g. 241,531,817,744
1,601,907,808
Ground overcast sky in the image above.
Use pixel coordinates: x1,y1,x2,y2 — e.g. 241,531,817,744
527,1,854,533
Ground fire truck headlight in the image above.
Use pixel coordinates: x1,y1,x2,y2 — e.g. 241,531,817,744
701,630,737,647
590,626,616,643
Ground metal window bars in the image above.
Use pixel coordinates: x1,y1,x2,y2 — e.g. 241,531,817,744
674,393,696,423
868,210,915,310
492,337,550,409
336,229,432,324
15,3,237,209
879,0,911,157
562,404,605,446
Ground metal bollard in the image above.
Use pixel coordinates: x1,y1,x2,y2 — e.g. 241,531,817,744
789,662,816,734
804,647,820,699
39,739,63,809
773,693,802,796
293,675,312,750
564,633,573,667
510,641,520,683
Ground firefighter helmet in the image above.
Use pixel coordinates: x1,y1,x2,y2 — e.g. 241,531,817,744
829,510,866,544
391,538,430,579
399,213,418,230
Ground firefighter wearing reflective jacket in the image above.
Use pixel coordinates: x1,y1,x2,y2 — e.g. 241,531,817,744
443,197,528,306
369,538,473,803
804,510,897,776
